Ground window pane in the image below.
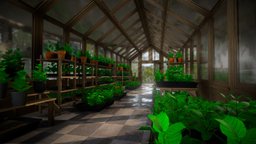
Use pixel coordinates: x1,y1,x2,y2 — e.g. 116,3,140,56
87,42,95,56
0,1,32,75
213,1,228,82
238,0,256,84
142,51,149,60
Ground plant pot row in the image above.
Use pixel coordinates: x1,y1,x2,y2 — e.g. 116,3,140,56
75,99,115,112
168,58,183,63
156,81,198,88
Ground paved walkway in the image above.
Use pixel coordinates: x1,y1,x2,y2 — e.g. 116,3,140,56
10,84,153,144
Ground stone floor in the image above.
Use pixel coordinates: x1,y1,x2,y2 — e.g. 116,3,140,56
9,84,153,144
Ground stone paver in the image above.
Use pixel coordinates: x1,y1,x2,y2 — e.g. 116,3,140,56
9,84,153,144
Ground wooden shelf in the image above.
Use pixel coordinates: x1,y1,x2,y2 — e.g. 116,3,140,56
37,58,75,63
86,76,96,79
61,76,79,79
27,91,51,97
98,65,112,69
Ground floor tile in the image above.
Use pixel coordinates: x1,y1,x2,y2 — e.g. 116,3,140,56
69,122,103,136
52,134,87,144
91,123,123,138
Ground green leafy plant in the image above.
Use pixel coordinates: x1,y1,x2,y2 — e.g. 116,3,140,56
140,112,186,144
216,115,256,144
168,52,174,58
55,41,64,51
176,51,183,58
91,55,98,61
81,50,91,59
165,66,192,82
11,70,31,92
0,49,24,78
32,64,47,82
155,69,164,82
63,43,73,55
0,67,9,83
44,41,55,52
125,81,141,89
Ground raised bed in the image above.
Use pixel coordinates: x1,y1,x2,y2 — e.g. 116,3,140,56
156,81,198,88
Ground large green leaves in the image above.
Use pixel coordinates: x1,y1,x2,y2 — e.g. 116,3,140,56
163,122,186,144
216,115,246,144
148,112,170,133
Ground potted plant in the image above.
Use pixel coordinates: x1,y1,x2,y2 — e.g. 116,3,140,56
91,55,98,65
32,64,47,93
63,43,73,60
44,41,56,60
0,67,9,99
168,51,175,63
176,51,183,63
80,50,91,64
11,70,31,106
55,42,66,60
0,49,24,78
117,64,123,71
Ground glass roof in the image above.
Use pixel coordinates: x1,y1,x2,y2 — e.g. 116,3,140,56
88,19,114,40
169,0,204,24
115,0,135,21
73,6,104,33
47,0,90,23
104,0,125,11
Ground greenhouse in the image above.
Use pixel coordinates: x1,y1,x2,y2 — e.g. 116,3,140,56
0,0,256,143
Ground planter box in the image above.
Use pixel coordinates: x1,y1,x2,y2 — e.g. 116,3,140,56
156,81,198,88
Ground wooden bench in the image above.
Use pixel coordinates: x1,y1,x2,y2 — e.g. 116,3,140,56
156,87,198,96
0,98,56,125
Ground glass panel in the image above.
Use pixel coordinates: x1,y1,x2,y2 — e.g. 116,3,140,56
132,62,138,77
47,0,90,23
98,46,104,56
167,15,193,34
102,29,120,44
169,0,204,24
200,23,208,80
70,33,82,51
89,19,114,40
73,6,104,33
142,63,154,83
0,1,32,75
193,62,198,80
142,51,149,61
115,1,135,21
104,0,125,11
238,0,256,84
213,1,228,82
21,0,43,8
106,50,110,58
122,13,139,29
192,0,218,10
114,47,122,53
87,42,95,56
44,20,63,38
153,50,160,61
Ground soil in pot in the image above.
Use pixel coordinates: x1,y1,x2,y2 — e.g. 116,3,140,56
11,92,26,106
0,83,8,99
33,81,46,93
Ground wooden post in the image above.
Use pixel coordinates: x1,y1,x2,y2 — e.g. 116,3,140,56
138,53,142,82
32,14,43,70
227,0,238,90
48,101,54,126
82,38,86,88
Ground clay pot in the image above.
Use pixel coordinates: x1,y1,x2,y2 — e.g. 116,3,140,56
91,60,98,65
119,67,123,71
80,56,87,64
178,58,183,63
169,58,175,63
71,56,76,62
57,50,66,60
45,51,54,60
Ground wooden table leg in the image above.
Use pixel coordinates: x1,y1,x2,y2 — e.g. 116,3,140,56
48,101,54,126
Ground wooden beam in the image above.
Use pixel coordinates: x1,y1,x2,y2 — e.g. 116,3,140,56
177,0,210,17
160,0,169,53
134,0,152,47
93,0,141,54
97,9,137,42
84,0,132,36
34,0,59,14
65,1,95,27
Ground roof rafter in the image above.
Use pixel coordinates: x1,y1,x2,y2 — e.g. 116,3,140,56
65,0,95,28
160,0,169,53
93,0,141,54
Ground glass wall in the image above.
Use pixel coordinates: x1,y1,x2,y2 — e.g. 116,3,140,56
86,41,95,56
200,23,209,80
98,46,104,56
0,1,32,75
213,1,228,82
153,49,159,61
142,51,149,61
238,0,256,84
70,33,82,51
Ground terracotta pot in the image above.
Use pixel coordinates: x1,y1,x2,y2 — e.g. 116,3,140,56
91,60,98,65
45,51,54,60
119,67,123,71
169,58,175,63
80,56,87,64
57,50,66,60
71,56,76,62
108,64,112,68
178,58,183,63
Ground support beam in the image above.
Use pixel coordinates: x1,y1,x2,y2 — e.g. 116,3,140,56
34,0,59,14
93,0,141,54
160,0,169,53
65,1,95,27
